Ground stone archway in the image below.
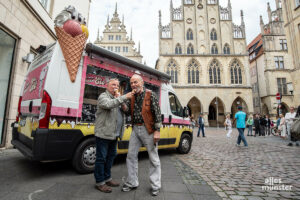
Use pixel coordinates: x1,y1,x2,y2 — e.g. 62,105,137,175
231,97,249,126
208,97,225,127
187,97,201,119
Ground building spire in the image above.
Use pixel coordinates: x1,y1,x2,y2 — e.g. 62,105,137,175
240,10,244,26
170,0,173,9
228,0,231,7
159,10,162,27
115,2,118,15
260,15,264,33
267,2,272,22
138,41,140,53
130,27,132,40
105,14,110,29
122,14,124,25
97,28,100,40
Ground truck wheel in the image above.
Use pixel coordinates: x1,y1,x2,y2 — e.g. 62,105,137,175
177,134,192,154
72,137,96,174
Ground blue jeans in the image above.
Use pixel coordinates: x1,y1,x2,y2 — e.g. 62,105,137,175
237,128,248,146
94,137,117,185
197,125,205,137
247,125,253,135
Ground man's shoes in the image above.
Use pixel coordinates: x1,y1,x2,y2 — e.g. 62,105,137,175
288,143,293,146
95,184,112,193
236,144,240,147
152,189,160,196
122,183,137,192
106,180,120,187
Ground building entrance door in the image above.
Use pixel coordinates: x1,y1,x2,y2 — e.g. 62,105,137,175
0,29,16,145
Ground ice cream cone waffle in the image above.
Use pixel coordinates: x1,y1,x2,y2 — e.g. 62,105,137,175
55,27,87,82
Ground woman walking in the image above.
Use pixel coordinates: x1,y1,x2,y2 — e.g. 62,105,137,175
279,113,286,138
224,114,232,138
246,115,254,136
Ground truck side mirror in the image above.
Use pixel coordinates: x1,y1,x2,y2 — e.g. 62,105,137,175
169,115,172,123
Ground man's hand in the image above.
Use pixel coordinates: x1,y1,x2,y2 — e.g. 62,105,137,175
114,89,120,98
153,131,160,144
125,91,134,99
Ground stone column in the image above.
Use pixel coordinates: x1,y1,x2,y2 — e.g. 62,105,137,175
203,112,209,126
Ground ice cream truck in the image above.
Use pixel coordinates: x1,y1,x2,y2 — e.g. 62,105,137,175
11,7,193,174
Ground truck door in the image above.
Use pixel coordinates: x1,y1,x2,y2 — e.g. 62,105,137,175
167,92,184,146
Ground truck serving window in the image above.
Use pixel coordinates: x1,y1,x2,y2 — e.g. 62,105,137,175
169,92,183,117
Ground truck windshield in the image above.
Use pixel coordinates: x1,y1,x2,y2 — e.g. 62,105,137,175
169,92,183,117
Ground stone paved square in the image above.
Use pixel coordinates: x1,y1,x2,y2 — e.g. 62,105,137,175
177,128,300,200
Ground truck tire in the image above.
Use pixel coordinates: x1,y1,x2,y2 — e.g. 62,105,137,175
177,133,192,154
72,137,96,174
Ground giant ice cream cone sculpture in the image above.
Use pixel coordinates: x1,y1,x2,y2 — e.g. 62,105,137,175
54,6,89,82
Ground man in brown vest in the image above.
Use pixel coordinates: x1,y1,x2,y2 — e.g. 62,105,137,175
122,74,161,196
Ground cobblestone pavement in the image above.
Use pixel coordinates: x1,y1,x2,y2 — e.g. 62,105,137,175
177,127,300,200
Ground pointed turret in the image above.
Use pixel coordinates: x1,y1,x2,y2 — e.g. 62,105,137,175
121,14,126,30
228,0,232,19
105,15,110,30
267,2,272,22
114,2,118,16
130,27,133,41
275,0,280,9
138,41,140,53
240,10,244,26
260,15,264,33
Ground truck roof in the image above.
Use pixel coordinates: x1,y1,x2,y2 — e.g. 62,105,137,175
85,43,171,82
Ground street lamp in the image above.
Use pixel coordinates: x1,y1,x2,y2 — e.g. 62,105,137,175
287,82,293,95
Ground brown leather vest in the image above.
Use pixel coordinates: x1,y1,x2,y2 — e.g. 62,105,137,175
131,89,155,134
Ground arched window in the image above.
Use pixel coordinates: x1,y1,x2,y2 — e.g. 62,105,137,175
223,44,230,54
187,29,193,40
166,60,178,83
230,60,242,84
175,44,182,54
187,43,194,54
187,59,199,84
211,43,218,54
210,29,217,40
209,60,221,84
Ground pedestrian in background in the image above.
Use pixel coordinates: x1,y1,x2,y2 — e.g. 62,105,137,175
259,115,267,136
285,106,296,143
197,113,205,137
279,113,286,138
94,78,133,193
224,114,232,138
265,115,271,136
254,114,260,137
233,106,248,147
246,115,254,136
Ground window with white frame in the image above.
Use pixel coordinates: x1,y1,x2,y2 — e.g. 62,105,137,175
209,60,221,84
277,78,287,95
187,60,199,84
123,46,128,52
279,39,287,50
274,56,284,69
211,43,218,54
187,43,194,54
108,35,114,40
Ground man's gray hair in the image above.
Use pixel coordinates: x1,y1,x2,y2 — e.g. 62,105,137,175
107,78,119,84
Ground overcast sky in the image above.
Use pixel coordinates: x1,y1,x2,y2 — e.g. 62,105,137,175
88,0,276,67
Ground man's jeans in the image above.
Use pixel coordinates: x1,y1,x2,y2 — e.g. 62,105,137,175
237,128,248,146
126,126,161,190
197,125,205,137
94,137,117,185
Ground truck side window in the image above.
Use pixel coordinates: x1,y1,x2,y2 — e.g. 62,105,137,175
168,92,183,117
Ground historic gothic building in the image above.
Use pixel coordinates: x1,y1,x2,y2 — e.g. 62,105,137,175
248,0,294,117
156,0,253,126
94,3,143,63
